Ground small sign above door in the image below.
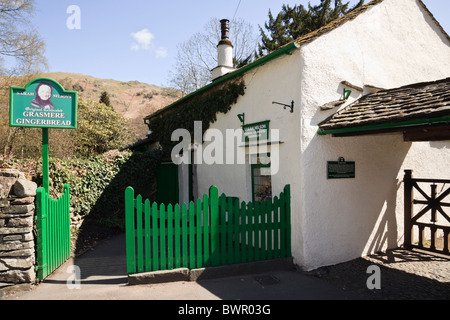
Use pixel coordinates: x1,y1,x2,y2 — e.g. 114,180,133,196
242,120,270,142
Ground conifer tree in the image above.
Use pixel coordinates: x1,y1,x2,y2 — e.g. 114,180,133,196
99,91,112,108
258,0,365,56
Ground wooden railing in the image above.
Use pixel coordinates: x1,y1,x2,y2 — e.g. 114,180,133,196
404,170,450,255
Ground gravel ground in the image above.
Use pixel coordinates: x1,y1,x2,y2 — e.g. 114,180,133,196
307,248,450,300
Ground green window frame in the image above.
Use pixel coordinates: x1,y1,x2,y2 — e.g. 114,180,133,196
250,154,272,203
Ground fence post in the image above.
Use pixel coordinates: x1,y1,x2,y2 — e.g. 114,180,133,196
35,187,47,281
136,195,144,273
144,200,151,272
189,201,195,268
63,184,71,262
167,203,174,270
202,194,210,267
174,203,181,269
209,186,219,267
404,170,413,250
160,203,166,271
152,202,159,271
125,187,136,274
285,185,291,257
196,198,203,269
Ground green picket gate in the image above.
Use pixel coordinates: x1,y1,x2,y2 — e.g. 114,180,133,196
125,185,291,274
35,184,71,280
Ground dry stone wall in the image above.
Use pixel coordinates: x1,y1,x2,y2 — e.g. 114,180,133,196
0,169,37,290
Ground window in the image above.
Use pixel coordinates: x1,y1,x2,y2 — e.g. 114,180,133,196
251,154,272,202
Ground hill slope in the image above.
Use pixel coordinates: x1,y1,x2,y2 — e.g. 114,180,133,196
38,72,182,139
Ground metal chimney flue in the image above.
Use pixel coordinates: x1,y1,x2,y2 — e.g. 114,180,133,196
220,19,230,40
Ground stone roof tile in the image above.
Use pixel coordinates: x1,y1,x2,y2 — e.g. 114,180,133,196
319,77,450,131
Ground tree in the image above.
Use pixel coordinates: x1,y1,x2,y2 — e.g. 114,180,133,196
99,91,112,107
169,17,259,94
0,0,47,75
76,99,135,157
258,0,365,56
0,0,47,158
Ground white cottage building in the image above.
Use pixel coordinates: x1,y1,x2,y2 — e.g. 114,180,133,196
144,0,450,271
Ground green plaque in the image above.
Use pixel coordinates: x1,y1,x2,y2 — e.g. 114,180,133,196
10,78,77,129
327,157,355,179
242,120,270,142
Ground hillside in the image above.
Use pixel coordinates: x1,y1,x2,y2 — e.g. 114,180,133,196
37,72,183,139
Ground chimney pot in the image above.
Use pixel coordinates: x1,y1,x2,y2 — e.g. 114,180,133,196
220,19,230,40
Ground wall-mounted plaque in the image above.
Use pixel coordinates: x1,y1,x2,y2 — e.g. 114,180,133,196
327,157,355,179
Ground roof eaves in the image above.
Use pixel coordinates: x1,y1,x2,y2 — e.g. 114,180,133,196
293,0,385,47
318,77,450,135
417,0,450,44
144,42,300,121
317,115,450,136
291,0,450,51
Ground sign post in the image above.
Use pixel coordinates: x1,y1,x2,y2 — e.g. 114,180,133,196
10,78,78,192
42,128,49,192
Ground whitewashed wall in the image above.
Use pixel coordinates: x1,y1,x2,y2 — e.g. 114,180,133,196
299,0,450,270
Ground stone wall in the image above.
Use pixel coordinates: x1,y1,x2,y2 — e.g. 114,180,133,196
0,169,37,291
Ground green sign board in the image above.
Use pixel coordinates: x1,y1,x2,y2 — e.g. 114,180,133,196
10,78,77,129
243,121,270,142
327,157,355,179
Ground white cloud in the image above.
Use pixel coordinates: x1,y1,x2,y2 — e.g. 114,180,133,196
131,29,154,51
156,47,168,58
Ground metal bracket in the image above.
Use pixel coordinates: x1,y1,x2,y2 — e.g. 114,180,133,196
343,88,352,100
237,113,245,125
272,100,294,113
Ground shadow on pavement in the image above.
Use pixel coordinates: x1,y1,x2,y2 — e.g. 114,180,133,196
306,250,450,300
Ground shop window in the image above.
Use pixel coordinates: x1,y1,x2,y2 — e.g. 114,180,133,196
251,154,272,202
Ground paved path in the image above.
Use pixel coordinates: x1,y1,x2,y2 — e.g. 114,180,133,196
3,233,364,301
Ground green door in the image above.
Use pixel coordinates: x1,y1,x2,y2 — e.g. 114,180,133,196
156,163,179,205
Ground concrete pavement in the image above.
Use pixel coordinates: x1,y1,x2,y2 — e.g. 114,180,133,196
3,233,364,301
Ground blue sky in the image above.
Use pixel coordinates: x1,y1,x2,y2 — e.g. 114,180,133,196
32,0,449,87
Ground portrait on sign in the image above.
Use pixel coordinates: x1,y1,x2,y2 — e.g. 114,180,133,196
31,81,55,110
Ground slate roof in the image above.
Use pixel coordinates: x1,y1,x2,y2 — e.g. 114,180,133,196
318,77,450,134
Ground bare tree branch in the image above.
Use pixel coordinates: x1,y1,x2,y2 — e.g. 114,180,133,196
0,0,48,157
0,0,47,75
169,17,258,94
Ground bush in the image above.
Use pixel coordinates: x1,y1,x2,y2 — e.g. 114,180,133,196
7,148,163,230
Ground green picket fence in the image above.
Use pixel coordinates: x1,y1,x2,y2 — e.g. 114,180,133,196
35,184,71,281
125,185,291,274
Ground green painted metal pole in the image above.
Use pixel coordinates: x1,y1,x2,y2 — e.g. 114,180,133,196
42,128,49,193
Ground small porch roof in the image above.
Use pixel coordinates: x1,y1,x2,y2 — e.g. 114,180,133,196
317,78,450,141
